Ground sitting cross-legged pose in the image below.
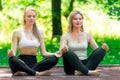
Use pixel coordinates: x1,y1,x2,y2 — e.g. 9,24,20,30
59,10,109,76
8,6,61,76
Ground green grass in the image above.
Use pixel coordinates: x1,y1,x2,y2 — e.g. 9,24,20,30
0,36,120,66
0,42,11,66
1,0,120,66
88,36,120,65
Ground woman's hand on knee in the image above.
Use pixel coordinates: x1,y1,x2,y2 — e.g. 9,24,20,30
56,45,68,57
102,43,109,52
60,46,68,54
55,51,62,58
8,50,15,57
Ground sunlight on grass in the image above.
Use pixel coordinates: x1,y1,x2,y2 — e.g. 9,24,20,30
84,10,120,39
73,1,120,39
0,46,2,49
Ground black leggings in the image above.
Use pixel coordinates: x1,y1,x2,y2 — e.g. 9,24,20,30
9,55,58,76
62,47,106,75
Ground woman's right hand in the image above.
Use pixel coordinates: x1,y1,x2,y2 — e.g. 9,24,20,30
8,50,15,57
60,46,68,55
55,46,68,58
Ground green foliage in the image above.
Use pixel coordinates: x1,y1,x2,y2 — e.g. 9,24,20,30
0,42,11,66
0,0,120,66
107,1,120,20
94,0,120,20
87,36,120,65
1,37,120,66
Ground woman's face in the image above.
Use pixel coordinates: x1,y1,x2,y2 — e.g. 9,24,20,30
24,10,36,25
72,14,83,28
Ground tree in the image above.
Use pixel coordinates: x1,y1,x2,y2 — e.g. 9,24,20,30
64,0,74,18
0,0,2,11
95,0,120,20
52,0,62,38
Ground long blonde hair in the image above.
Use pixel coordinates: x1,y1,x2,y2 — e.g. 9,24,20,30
68,10,84,32
23,6,40,41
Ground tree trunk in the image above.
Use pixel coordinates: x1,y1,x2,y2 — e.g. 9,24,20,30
64,0,74,18
52,0,62,39
0,0,2,11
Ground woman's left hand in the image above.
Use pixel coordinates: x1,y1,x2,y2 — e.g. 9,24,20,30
54,51,62,58
102,43,109,51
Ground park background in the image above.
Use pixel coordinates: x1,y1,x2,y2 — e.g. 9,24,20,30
0,0,120,66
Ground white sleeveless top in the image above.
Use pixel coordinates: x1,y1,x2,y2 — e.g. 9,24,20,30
67,33,88,60
18,30,40,48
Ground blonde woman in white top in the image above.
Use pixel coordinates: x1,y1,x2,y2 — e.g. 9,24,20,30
60,10,109,76
8,6,61,76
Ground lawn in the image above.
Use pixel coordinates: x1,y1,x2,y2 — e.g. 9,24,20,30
0,36,120,66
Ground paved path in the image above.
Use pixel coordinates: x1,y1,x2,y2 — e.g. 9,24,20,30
0,66,120,80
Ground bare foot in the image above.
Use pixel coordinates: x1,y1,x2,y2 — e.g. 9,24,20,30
88,70,100,76
74,70,83,76
36,70,51,76
13,71,28,76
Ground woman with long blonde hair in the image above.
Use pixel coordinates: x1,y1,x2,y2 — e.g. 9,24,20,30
8,6,61,76
60,10,109,76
